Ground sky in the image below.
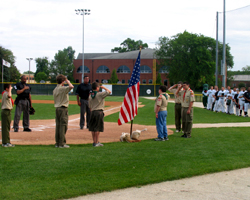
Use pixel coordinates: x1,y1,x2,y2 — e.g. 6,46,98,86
1,0,250,73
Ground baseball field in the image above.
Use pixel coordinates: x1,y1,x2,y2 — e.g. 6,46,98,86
1,95,250,200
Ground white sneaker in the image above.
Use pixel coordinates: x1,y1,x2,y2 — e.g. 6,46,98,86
175,130,179,133
59,144,70,148
95,143,104,147
2,143,15,147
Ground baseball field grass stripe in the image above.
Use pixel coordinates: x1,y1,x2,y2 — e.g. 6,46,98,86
1,127,250,200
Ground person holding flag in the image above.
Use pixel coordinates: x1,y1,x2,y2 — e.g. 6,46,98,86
118,50,141,128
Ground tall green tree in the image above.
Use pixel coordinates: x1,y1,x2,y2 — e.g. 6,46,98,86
0,46,20,82
9,65,21,82
156,73,162,84
155,31,234,90
35,72,47,83
49,47,75,83
109,69,119,83
111,38,148,53
34,57,50,81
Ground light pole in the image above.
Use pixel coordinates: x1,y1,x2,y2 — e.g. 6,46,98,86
75,9,91,83
26,58,33,83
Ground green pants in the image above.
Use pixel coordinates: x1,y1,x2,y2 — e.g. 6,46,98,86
181,107,193,137
1,109,11,144
175,103,182,131
55,107,68,146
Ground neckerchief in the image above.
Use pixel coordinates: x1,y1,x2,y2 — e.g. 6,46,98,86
162,93,168,100
91,91,97,99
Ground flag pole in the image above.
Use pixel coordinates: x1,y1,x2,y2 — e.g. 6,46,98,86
130,120,133,136
129,47,142,136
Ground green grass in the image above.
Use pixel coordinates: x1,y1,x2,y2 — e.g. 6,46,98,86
0,103,80,120
105,98,250,125
4,95,125,101
1,127,250,200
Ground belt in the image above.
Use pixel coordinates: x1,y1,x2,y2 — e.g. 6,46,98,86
175,103,181,105
61,106,67,108
3,109,11,111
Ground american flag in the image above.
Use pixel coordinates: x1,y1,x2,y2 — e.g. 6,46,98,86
118,51,141,125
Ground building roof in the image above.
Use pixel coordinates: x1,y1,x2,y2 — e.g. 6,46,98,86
76,49,156,60
232,75,250,81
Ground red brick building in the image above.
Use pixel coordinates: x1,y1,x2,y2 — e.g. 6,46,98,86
73,49,169,87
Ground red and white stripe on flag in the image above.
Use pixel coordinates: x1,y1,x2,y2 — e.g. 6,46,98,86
118,50,141,125
118,82,140,125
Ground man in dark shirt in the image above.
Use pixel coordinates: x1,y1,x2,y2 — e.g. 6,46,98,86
76,76,91,129
13,75,33,132
243,87,250,117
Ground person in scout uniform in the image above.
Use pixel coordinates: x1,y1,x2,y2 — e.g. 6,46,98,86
1,84,15,147
154,85,170,141
176,82,195,138
53,74,74,148
88,82,111,147
168,81,183,133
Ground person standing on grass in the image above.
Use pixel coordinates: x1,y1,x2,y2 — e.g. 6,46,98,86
243,87,250,117
53,75,74,148
1,84,15,147
88,82,111,147
176,82,195,138
13,75,33,132
168,81,183,133
238,87,246,116
76,75,91,129
154,85,170,141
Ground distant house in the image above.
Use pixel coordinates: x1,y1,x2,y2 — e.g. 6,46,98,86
231,75,250,87
73,49,170,87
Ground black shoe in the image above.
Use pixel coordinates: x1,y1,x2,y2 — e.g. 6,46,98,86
80,126,83,130
23,128,32,132
181,134,187,137
14,128,18,132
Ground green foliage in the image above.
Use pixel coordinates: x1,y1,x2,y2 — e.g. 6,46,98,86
109,69,119,83
0,46,20,82
35,72,48,83
105,98,250,125
34,57,50,80
111,38,148,53
238,82,246,88
23,70,34,74
49,46,75,83
1,127,250,200
156,73,162,84
155,31,234,90
9,65,21,82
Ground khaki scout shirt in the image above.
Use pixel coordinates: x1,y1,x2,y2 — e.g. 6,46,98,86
89,91,110,111
154,93,169,113
53,84,71,108
169,88,182,104
178,88,195,107
1,91,13,110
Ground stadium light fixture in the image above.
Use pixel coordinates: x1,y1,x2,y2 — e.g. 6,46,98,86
26,58,33,83
75,9,91,83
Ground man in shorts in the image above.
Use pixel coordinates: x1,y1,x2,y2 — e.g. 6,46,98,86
88,82,111,147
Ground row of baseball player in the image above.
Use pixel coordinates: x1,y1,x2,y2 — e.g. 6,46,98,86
202,86,250,117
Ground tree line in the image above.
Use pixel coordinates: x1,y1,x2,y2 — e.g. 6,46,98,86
0,46,75,83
